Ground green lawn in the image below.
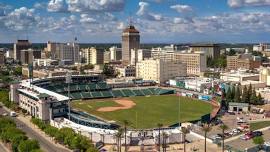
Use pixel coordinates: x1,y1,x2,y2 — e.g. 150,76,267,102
250,121,270,131
71,95,212,129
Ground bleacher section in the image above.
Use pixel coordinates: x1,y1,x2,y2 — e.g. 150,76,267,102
42,82,175,100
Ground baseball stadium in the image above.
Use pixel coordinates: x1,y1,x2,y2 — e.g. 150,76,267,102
27,75,213,130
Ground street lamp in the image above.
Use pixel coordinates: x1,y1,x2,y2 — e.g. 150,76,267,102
66,72,72,120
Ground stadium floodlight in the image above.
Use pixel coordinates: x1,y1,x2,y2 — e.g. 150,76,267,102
66,72,72,120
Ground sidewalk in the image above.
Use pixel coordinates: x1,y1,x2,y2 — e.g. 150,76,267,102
17,115,72,151
0,142,11,152
2,106,71,152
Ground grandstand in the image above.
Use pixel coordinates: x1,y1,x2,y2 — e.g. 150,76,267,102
43,82,175,100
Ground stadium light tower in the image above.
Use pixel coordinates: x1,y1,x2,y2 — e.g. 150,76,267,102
66,72,72,120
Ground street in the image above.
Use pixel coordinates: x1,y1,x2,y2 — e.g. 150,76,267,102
0,107,71,152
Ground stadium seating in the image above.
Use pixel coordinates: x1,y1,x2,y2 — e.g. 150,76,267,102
100,91,113,98
132,89,145,96
71,92,82,100
122,89,135,97
91,91,103,98
81,92,92,99
42,82,175,100
142,89,153,95
112,90,124,97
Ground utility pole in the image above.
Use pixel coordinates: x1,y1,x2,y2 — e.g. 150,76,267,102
66,72,72,120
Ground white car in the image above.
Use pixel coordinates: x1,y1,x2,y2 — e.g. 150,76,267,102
10,111,16,117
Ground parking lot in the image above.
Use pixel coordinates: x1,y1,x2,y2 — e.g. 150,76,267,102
225,128,270,151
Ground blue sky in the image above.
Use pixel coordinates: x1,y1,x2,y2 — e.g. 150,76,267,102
0,0,270,43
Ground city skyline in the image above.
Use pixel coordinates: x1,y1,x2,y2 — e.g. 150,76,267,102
0,0,270,43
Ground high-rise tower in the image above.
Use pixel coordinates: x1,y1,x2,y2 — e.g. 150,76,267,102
121,25,140,65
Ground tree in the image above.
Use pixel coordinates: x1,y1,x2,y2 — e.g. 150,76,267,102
253,136,265,150
157,123,163,152
162,132,168,152
250,89,258,105
201,124,212,152
18,139,40,152
181,127,190,152
234,86,241,103
227,49,236,56
115,128,124,152
122,120,130,152
257,93,264,105
14,66,22,76
242,85,248,103
226,87,232,103
247,84,252,103
231,86,235,101
219,124,228,152
102,64,115,78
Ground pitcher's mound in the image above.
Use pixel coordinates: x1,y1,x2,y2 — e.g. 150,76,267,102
97,99,136,112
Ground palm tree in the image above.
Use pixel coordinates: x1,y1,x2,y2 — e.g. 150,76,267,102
219,124,228,152
201,123,212,152
157,123,163,152
123,120,130,152
181,127,190,152
115,128,124,152
162,132,168,152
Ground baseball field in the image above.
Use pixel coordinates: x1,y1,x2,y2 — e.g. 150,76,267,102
71,95,212,129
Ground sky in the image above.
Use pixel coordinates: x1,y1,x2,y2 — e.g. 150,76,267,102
0,0,270,43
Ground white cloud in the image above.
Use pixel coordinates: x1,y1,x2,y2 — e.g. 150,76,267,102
170,4,192,13
66,0,125,12
136,2,163,21
48,0,68,12
228,0,270,8
80,14,97,23
4,7,39,31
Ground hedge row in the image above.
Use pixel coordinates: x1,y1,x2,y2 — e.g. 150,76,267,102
0,117,42,152
31,118,98,152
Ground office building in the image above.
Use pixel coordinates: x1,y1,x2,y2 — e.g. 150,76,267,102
220,70,259,82
13,40,31,61
103,51,110,64
137,49,151,62
253,43,270,52
174,52,207,76
20,49,41,65
82,47,104,65
115,65,136,77
109,46,122,61
227,54,261,71
22,67,79,78
122,25,140,65
0,50,5,65
48,41,80,64
189,43,220,58
136,58,187,84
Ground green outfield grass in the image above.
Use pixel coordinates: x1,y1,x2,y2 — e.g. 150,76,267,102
71,95,212,129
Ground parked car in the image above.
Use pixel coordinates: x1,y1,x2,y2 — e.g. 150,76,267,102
10,111,16,117
253,131,263,137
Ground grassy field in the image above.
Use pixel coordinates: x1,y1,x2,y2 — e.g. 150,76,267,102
250,121,270,131
71,95,212,129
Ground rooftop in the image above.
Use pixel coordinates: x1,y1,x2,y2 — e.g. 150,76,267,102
20,79,69,101
123,25,139,33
